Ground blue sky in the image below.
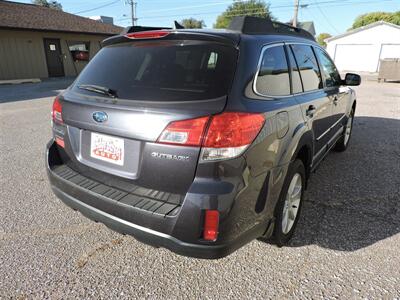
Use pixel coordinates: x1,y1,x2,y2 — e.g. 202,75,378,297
15,0,400,35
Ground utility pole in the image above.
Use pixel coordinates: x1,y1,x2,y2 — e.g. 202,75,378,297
125,0,138,26
293,0,299,27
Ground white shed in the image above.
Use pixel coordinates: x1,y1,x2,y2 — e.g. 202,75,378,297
325,21,400,72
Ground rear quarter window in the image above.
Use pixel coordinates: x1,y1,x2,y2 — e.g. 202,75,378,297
72,40,238,101
255,45,290,96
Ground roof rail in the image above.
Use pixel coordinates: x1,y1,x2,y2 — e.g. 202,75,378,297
121,25,172,35
228,16,315,41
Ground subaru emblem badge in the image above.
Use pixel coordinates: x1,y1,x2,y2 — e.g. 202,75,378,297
93,111,108,123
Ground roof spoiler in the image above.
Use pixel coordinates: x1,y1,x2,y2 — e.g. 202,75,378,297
228,16,315,41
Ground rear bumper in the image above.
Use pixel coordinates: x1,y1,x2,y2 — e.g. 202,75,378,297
51,185,240,259
46,140,268,259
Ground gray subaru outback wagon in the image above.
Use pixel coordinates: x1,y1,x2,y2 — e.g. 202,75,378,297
46,16,360,259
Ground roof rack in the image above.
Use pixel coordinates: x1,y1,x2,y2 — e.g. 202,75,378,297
121,25,172,35
228,16,315,41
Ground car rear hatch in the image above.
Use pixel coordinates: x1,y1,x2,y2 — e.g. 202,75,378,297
54,30,239,194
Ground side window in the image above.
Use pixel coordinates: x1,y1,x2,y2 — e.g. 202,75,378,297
287,46,303,93
255,45,290,96
291,44,322,92
314,47,341,87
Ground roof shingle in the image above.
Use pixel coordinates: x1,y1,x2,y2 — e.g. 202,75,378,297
0,0,122,35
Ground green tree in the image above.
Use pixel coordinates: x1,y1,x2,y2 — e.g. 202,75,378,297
351,11,400,29
32,0,63,10
214,0,274,29
317,33,331,47
181,18,206,29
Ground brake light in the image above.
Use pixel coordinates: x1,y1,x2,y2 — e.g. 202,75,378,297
201,112,265,161
203,210,219,241
52,96,63,123
125,30,170,39
157,116,209,146
157,112,265,160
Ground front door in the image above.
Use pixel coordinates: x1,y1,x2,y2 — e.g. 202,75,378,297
43,38,64,77
314,47,347,138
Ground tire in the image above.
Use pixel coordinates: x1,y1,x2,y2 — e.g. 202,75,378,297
334,108,354,152
271,159,306,247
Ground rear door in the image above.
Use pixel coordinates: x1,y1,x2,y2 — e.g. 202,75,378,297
290,44,333,159
60,38,238,194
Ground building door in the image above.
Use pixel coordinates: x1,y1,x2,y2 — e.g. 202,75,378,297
43,38,64,77
333,44,375,72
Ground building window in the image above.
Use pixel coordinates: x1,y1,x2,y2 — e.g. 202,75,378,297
68,41,90,61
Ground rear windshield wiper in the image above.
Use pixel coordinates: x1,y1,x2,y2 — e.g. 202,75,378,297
78,84,118,98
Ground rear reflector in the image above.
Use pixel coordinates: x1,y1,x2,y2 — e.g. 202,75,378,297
55,136,65,148
203,210,219,241
52,96,63,124
125,30,170,39
157,112,265,161
157,116,209,146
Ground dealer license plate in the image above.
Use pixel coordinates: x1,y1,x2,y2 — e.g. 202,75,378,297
90,132,124,166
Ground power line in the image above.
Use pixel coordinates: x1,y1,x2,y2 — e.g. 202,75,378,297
119,0,396,21
313,0,340,33
73,0,121,14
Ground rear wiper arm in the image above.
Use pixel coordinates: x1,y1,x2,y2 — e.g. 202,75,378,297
78,84,118,98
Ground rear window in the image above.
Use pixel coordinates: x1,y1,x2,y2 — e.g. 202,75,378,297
72,40,238,101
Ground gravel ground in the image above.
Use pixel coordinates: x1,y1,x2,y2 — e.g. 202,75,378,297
0,78,399,299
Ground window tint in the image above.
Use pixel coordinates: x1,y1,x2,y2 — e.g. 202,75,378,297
291,45,322,91
72,40,237,101
314,47,341,87
287,46,303,93
255,45,290,96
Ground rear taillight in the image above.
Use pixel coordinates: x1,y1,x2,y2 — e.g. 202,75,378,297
157,116,209,146
201,112,265,161
203,210,219,241
125,30,170,39
157,112,265,161
52,96,63,124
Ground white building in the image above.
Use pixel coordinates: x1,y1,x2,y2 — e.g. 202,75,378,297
325,21,400,73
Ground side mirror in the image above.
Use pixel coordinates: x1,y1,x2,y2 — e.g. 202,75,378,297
343,73,361,86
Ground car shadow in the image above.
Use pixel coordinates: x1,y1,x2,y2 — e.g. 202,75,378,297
287,116,400,251
0,77,75,103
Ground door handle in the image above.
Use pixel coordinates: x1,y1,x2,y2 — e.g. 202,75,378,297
306,105,316,117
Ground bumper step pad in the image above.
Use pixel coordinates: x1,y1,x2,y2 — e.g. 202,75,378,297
52,164,182,217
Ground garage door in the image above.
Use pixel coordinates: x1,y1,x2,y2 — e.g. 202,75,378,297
380,44,400,59
334,44,376,72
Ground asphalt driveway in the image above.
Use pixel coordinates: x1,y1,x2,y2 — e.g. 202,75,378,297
0,78,399,299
